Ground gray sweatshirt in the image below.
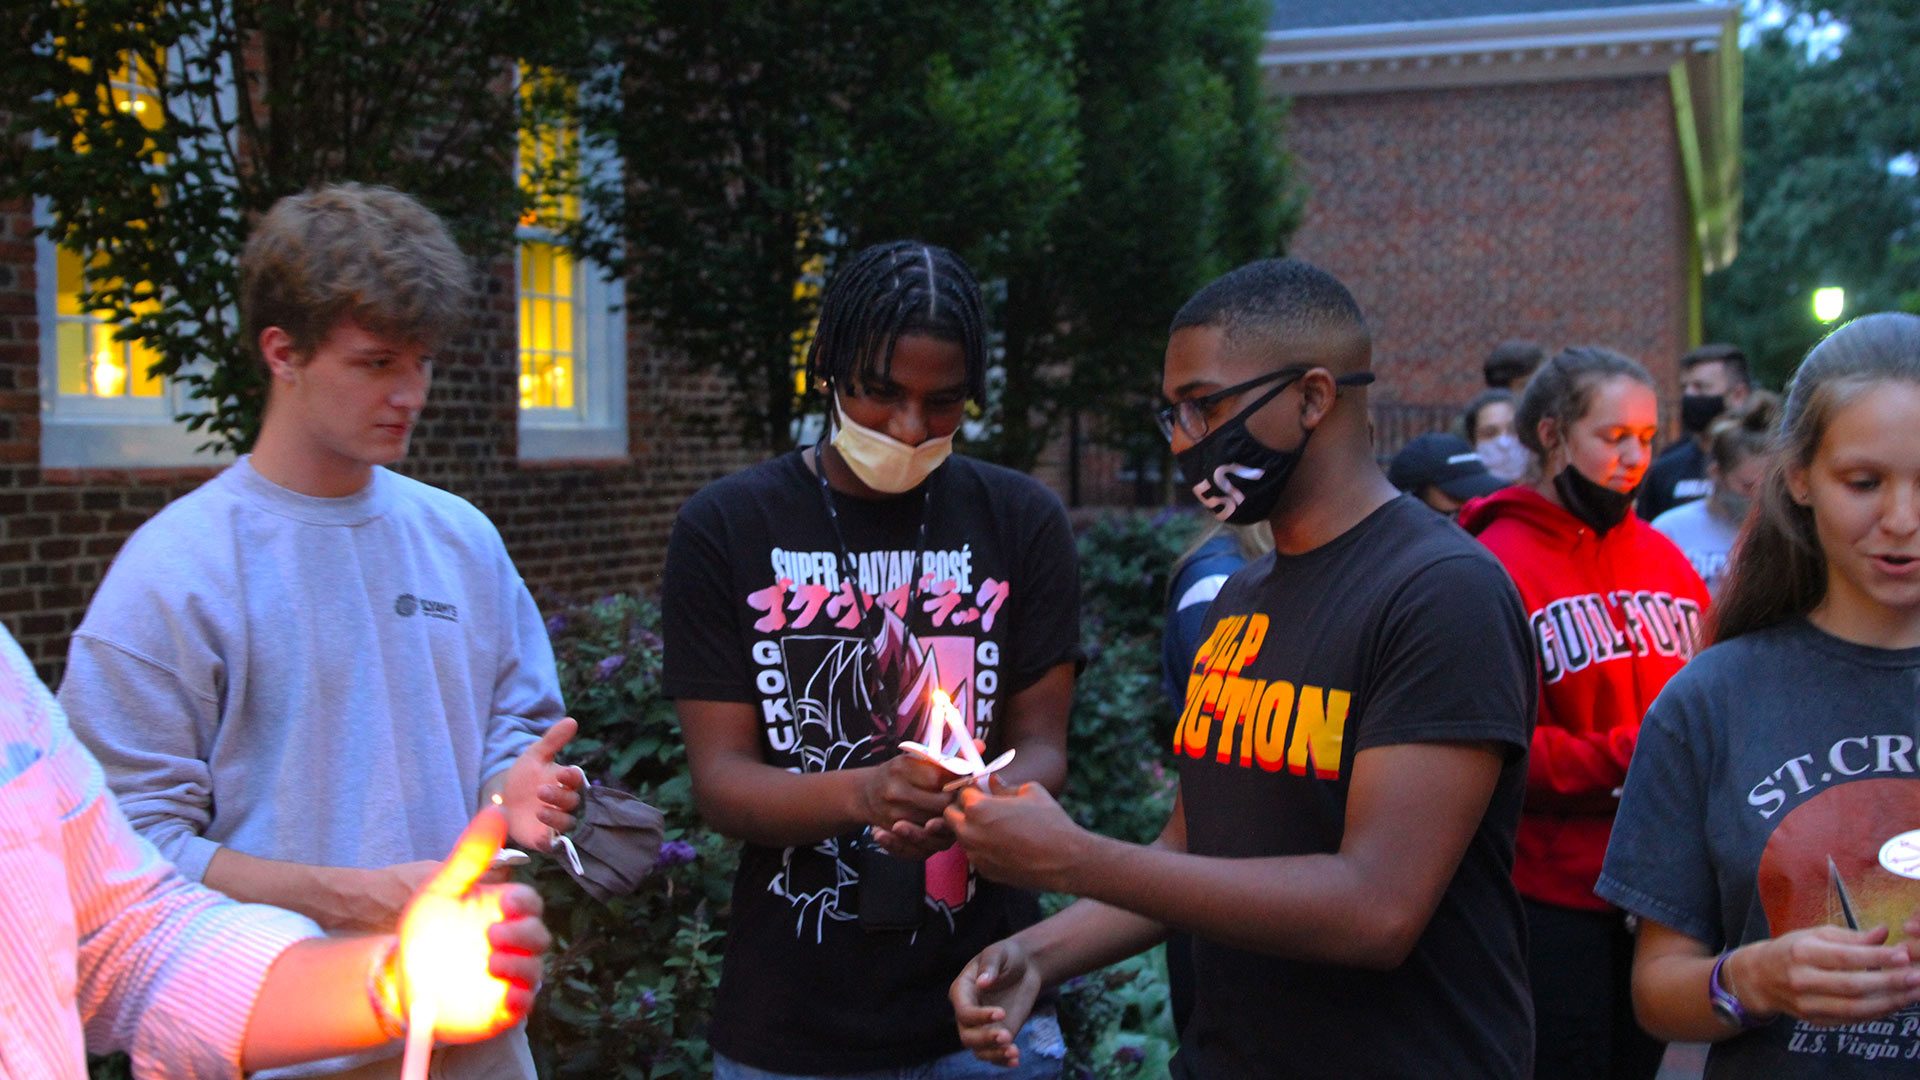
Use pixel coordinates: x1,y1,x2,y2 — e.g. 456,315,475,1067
59,458,562,1078
60,456,563,879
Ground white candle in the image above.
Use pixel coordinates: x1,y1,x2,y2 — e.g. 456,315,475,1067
400,996,436,1080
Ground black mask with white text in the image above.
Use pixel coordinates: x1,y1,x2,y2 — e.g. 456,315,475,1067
1177,402,1308,525
1552,464,1638,535
1175,371,1375,525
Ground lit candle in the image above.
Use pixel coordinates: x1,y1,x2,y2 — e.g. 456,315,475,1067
397,806,515,1080
930,689,986,772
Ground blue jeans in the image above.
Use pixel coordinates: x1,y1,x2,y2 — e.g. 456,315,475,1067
712,1012,1064,1080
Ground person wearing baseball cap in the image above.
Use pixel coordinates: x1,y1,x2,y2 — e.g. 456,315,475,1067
1389,432,1508,517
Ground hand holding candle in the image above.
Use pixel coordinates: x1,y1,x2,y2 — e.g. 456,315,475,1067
874,689,1014,859
896,689,1016,792
944,777,1093,893
394,804,550,1080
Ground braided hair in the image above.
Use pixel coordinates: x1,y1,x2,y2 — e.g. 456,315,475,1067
805,240,988,402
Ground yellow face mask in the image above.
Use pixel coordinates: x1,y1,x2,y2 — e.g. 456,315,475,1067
830,394,954,493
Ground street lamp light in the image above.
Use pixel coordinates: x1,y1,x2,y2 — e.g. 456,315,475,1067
1813,286,1846,323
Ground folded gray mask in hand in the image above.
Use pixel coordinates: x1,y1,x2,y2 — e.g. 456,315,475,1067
552,783,666,903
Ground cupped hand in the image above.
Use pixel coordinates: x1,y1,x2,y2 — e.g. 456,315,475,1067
1732,925,1920,1026
398,807,552,1042
872,815,958,860
950,939,1042,1067
858,752,955,833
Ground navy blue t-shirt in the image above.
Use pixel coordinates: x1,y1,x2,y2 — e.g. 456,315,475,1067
1600,619,1920,1079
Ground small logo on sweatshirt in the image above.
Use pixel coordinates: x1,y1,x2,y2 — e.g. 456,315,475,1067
394,593,459,622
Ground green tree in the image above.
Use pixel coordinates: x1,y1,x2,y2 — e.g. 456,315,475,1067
0,0,599,452
1705,3,1920,385
578,0,1080,455
984,0,1299,473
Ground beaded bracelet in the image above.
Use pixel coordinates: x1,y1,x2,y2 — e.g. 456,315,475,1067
365,936,407,1041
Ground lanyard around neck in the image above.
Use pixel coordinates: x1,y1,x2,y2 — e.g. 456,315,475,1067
811,441,934,656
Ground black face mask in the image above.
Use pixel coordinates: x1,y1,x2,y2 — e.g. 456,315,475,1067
1680,393,1725,435
1552,464,1639,535
1175,371,1374,525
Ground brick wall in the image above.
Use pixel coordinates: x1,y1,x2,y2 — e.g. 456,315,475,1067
1282,76,1694,419
0,195,761,683
0,74,1705,677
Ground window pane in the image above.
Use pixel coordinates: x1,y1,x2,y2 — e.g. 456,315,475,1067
56,247,85,316
129,335,163,397
53,48,167,403
90,342,128,397
530,299,552,353
57,323,88,395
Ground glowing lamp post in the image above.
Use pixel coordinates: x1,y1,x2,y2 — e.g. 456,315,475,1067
1813,286,1846,324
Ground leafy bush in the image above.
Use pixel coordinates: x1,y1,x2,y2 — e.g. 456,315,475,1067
526,593,736,1079
1040,510,1203,1076
1058,509,1198,844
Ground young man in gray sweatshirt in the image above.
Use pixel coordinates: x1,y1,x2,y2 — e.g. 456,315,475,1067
58,183,582,1080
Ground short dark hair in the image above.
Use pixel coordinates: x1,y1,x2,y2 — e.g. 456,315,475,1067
1483,340,1546,389
1169,258,1368,355
804,240,988,401
1462,388,1516,440
1680,342,1750,390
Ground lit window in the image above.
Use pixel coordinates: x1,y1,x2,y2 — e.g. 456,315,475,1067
517,67,580,416
514,65,626,460
55,248,164,399
56,51,166,403
34,44,224,469
519,241,575,410
791,251,827,399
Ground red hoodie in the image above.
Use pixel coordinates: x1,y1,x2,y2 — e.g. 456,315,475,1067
1460,485,1710,910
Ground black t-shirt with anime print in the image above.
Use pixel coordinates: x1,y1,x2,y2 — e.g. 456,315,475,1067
1168,495,1536,1080
662,449,1081,1074
1600,620,1920,1079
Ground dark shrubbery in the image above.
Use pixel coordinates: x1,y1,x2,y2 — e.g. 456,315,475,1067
526,593,735,1079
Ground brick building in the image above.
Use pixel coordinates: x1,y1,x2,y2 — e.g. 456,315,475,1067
1266,0,1742,445
0,3,1742,677
0,183,760,681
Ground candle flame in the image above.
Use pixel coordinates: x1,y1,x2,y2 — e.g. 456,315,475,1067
927,688,986,772
490,793,503,806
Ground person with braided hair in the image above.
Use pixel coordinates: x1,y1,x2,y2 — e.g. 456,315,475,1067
662,240,1080,1078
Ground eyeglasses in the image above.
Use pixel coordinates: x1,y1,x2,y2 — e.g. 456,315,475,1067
1154,367,1306,443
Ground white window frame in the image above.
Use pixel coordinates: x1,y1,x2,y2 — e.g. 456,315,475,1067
514,71,626,463
34,209,229,471
34,39,233,471
514,232,627,461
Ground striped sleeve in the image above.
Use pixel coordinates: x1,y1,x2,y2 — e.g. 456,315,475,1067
16,632,321,1080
